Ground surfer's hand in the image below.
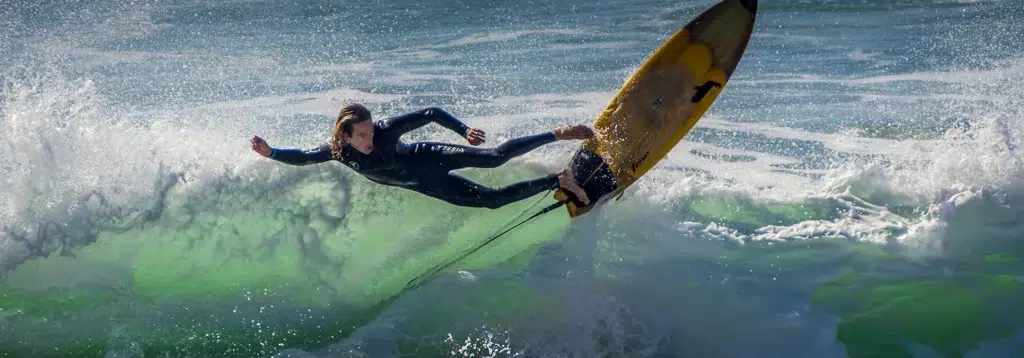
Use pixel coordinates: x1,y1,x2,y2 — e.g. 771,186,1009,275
465,128,486,146
251,136,272,157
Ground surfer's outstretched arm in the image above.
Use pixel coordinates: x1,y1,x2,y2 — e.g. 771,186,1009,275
251,136,333,165
384,107,475,139
269,145,334,165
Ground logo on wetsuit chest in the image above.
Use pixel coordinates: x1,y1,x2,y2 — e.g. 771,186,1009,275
348,161,360,170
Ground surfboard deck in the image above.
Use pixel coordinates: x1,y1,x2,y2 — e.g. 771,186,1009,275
554,0,759,218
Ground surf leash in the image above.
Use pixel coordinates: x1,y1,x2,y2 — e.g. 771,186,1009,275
403,192,567,290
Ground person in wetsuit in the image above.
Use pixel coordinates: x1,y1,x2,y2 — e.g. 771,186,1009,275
250,103,592,209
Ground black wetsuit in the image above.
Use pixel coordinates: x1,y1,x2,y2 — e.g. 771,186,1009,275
268,107,560,209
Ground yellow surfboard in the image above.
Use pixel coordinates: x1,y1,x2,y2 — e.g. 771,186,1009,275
554,0,759,218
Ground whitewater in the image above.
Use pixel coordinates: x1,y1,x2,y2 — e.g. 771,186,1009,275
2,0,1023,357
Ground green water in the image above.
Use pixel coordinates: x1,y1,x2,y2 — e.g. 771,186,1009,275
0,166,569,357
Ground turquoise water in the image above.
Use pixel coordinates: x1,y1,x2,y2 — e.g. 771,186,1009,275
2,0,1023,357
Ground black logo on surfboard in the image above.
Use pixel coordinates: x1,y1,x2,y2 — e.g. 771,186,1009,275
691,80,723,103
631,151,650,173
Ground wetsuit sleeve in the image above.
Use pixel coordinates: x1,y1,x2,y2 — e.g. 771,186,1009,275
268,144,334,165
382,107,471,137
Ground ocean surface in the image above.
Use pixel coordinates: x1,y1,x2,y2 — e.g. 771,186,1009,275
2,0,1023,357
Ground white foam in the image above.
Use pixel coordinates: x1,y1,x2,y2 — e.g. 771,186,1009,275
847,49,878,62
29,3,169,58
643,110,1022,246
165,87,407,121
620,57,1024,258
734,58,1024,86
544,41,638,51
298,61,463,85
440,29,591,47
72,48,282,69
0,65,268,241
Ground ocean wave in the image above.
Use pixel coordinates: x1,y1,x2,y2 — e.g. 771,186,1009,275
3,43,1024,357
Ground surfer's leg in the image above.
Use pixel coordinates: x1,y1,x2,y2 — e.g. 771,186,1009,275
419,172,561,209
416,168,590,209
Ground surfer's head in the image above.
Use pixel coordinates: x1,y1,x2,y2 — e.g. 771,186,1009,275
332,103,374,155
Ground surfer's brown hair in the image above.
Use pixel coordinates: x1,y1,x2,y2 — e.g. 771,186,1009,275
331,103,373,158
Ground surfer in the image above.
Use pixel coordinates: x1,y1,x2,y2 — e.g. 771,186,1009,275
250,103,592,209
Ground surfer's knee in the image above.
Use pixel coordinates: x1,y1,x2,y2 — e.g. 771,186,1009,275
472,188,505,209
476,197,510,209
430,189,504,209
459,197,504,210
470,192,506,209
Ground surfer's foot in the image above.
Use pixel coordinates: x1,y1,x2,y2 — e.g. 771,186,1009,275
552,124,595,141
557,168,590,205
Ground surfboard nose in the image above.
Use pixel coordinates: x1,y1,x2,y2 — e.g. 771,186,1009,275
739,0,757,12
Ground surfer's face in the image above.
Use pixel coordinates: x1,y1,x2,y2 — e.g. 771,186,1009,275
345,119,375,154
